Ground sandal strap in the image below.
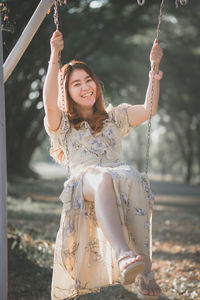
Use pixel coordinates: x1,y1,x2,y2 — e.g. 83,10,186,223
118,251,144,273
118,250,135,263
136,271,155,285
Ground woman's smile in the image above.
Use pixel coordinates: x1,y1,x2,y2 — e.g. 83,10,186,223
81,91,93,98
69,69,97,107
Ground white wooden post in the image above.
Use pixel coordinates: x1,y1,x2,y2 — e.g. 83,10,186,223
1,1,56,298
0,13,8,300
3,0,54,83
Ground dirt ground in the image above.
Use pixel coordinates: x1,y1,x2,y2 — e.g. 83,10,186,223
7,174,200,300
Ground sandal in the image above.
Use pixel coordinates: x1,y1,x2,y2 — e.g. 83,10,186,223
133,271,161,300
118,251,145,285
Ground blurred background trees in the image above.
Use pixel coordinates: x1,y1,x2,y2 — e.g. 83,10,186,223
2,0,200,183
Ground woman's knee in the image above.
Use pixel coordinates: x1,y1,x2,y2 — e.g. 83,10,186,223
97,171,113,191
82,166,102,201
82,168,96,202
83,168,113,200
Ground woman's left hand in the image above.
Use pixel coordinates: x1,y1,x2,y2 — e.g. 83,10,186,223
150,40,163,64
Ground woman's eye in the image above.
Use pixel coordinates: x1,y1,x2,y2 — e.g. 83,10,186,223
87,79,92,82
74,83,80,87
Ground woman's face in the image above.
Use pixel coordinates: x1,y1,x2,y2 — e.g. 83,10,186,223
68,69,97,109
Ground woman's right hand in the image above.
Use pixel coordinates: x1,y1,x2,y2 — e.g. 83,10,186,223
50,30,64,54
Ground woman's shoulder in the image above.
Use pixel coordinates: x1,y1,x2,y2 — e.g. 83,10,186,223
106,102,132,115
105,102,134,137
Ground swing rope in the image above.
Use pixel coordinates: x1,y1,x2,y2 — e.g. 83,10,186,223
136,0,187,173
144,0,165,175
53,0,71,175
53,0,67,116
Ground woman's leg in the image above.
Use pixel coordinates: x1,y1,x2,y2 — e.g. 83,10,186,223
83,168,161,296
82,168,143,262
135,254,162,296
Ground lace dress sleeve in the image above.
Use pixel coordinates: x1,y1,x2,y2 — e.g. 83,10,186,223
44,111,70,149
107,103,135,137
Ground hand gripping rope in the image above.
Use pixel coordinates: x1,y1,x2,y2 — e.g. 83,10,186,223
142,0,187,174
144,0,165,175
136,0,187,261
142,0,165,261
53,0,67,111
53,0,71,175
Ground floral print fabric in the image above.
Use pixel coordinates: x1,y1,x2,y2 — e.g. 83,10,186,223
44,103,155,300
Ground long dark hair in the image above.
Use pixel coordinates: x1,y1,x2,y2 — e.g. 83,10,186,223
61,60,108,132
51,60,108,164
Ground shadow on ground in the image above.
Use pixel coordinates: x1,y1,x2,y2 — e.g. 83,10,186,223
8,236,52,300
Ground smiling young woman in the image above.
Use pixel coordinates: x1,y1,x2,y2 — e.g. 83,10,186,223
63,62,109,132
43,30,163,300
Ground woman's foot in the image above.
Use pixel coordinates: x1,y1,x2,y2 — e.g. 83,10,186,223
118,250,145,285
135,271,162,298
134,255,162,298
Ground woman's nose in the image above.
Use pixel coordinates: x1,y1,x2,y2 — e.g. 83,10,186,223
81,82,90,90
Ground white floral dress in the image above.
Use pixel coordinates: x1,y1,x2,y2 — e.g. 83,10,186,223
44,103,155,300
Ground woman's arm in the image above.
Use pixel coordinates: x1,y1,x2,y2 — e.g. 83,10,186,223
127,40,163,127
43,30,64,131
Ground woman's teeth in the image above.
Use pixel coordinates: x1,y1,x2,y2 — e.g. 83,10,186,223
82,92,93,98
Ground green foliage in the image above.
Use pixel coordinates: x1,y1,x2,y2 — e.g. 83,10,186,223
3,0,200,182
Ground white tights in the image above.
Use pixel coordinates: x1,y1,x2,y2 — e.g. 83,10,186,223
83,167,133,259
